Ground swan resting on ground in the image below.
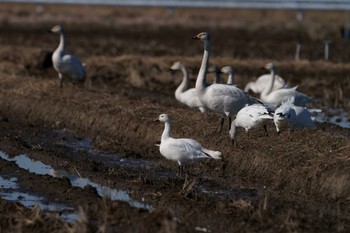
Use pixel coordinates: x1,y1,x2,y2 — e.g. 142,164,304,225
260,63,312,108
244,73,287,94
192,32,258,132
155,114,222,176
229,104,274,145
170,61,206,113
51,25,86,88
274,97,316,134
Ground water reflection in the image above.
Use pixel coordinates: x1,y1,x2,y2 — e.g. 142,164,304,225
0,175,78,222
314,108,350,128
0,151,152,210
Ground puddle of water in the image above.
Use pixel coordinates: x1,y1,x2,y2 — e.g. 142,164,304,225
0,175,78,223
0,151,152,210
313,108,350,128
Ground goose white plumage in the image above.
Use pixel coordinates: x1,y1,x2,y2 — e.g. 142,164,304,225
51,25,86,88
229,104,273,144
220,66,235,85
170,61,206,113
274,97,316,134
156,114,222,176
192,32,258,132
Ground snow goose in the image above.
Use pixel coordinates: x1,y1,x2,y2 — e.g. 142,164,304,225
155,114,222,176
229,104,273,145
220,66,235,85
51,25,86,88
274,97,316,134
192,32,258,132
170,61,206,113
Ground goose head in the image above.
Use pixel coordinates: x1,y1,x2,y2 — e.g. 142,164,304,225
155,114,171,123
51,25,63,34
221,66,234,75
192,32,210,41
170,61,183,71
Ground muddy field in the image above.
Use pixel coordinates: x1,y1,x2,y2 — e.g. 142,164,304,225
0,3,349,233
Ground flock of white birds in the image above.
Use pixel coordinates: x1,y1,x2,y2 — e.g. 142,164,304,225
50,26,318,175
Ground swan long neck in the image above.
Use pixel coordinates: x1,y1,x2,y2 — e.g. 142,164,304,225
56,31,66,57
261,68,276,98
227,72,234,85
175,66,189,97
195,39,211,93
161,121,171,141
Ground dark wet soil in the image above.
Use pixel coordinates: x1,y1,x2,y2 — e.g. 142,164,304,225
0,3,349,233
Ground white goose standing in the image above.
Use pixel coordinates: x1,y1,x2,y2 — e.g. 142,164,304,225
170,61,206,113
156,114,222,176
192,32,257,132
51,25,86,88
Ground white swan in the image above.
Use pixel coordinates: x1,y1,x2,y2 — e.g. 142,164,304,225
155,114,222,176
51,25,86,88
260,63,312,107
259,63,300,108
274,97,316,134
244,71,286,94
229,104,273,144
170,61,206,113
192,32,258,132
220,66,235,85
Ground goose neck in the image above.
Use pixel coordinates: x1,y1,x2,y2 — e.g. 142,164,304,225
161,121,171,141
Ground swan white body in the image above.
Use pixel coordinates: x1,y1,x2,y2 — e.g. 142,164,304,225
192,32,257,131
259,63,312,108
259,63,301,108
51,25,86,88
244,74,286,94
221,66,235,85
171,61,206,113
229,104,273,143
274,97,316,133
156,114,222,175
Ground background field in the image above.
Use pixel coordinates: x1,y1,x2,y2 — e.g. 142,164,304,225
0,3,349,233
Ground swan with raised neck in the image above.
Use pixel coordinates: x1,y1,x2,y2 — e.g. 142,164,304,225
192,32,257,132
